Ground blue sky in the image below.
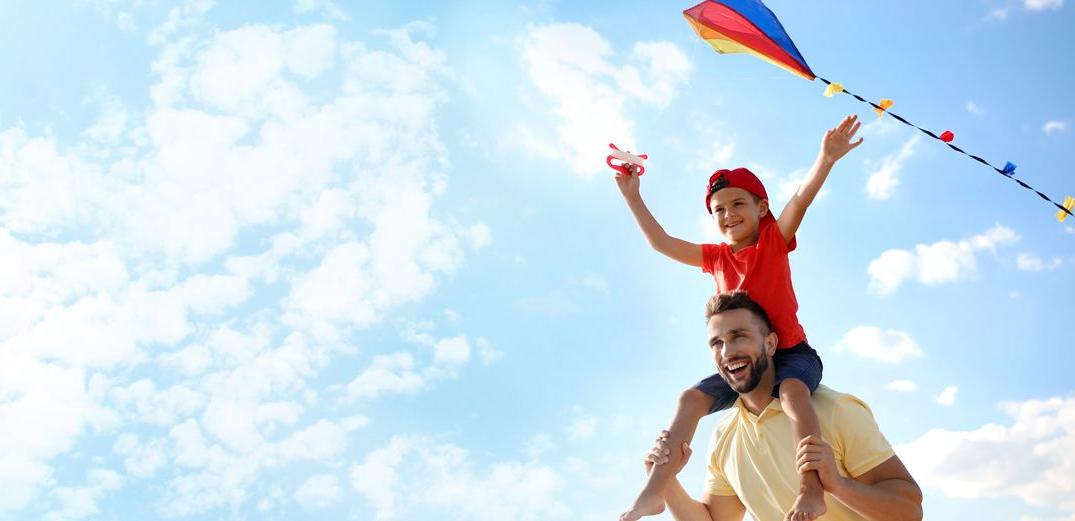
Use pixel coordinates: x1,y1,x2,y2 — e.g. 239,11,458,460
0,1,1072,520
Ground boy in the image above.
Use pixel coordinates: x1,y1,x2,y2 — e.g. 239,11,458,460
618,115,863,521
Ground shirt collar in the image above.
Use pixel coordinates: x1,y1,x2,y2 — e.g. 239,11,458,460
734,395,783,423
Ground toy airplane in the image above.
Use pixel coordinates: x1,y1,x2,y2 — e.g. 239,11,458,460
607,143,648,176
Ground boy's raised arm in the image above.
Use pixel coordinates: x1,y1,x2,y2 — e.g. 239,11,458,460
778,114,863,244
616,164,704,268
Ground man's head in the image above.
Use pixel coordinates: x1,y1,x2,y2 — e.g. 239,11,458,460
705,168,771,246
705,291,778,394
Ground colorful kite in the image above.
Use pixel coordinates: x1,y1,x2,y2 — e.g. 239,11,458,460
682,0,1073,222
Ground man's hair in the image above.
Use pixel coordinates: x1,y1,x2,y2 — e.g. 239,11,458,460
704,290,773,334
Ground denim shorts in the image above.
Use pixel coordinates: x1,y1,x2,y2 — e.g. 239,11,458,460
693,341,823,414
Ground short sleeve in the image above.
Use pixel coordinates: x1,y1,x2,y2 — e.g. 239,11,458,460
704,426,736,496
832,396,896,478
701,243,721,275
759,221,794,254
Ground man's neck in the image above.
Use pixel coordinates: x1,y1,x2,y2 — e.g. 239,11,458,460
739,367,777,416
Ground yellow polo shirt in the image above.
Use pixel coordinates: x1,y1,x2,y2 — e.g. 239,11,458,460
705,386,895,521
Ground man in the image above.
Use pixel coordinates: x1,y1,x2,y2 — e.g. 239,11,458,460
644,291,922,521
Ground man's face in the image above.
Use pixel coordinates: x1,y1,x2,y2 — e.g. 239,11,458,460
707,308,774,394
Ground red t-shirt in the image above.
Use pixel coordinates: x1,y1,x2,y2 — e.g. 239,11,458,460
701,222,807,349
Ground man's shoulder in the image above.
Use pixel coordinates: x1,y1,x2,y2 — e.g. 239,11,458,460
812,385,880,429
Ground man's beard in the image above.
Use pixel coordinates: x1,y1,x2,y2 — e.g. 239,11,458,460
724,354,769,394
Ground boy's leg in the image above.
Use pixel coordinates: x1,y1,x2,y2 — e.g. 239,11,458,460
781,379,825,521
619,387,717,521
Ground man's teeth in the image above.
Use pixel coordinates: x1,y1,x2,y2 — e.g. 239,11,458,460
727,361,748,371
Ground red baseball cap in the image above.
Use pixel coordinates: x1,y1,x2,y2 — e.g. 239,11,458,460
705,167,796,249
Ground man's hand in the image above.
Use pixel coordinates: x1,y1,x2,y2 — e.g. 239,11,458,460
643,429,692,476
615,163,642,198
796,435,848,494
820,114,863,164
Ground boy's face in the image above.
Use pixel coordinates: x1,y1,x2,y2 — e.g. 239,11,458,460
709,187,769,244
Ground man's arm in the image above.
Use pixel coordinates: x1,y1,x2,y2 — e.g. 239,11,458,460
645,434,746,521
829,456,923,521
616,165,703,267
663,478,746,521
797,436,923,521
777,114,863,243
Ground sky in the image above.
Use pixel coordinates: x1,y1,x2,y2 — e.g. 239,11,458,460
0,0,1073,520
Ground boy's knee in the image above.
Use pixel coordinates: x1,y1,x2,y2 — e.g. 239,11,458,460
778,378,810,398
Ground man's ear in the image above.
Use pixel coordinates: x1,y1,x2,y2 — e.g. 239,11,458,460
765,331,778,356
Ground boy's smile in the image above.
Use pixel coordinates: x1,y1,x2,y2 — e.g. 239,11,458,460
708,187,769,248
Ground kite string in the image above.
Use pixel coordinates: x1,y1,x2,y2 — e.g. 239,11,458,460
815,76,1073,218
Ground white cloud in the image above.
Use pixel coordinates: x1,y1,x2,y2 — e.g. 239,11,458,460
867,225,1019,295
351,437,409,520
1025,0,1063,10
433,336,471,367
886,380,919,392
1017,253,1063,271
865,135,920,200
0,16,492,518
113,435,167,478
567,414,598,441
346,353,425,402
0,353,117,511
295,474,341,508
476,338,504,366
689,141,737,177
774,166,829,205
834,326,924,364
517,23,690,176
44,468,123,521
293,0,349,21
1043,120,1069,135
936,386,959,406
83,93,130,144
147,0,214,46
966,101,986,116
900,394,1075,516
351,436,569,521
525,433,556,459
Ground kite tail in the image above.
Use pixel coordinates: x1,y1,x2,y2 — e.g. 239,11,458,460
815,76,1074,220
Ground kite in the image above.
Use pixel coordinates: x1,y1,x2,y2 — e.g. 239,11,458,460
682,0,1073,222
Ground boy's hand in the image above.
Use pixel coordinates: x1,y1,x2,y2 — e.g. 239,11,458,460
820,114,864,164
615,163,642,198
796,435,848,494
642,430,692,475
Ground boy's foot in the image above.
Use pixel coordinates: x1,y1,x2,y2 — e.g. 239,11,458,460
619,491,665,521
786,488,826,521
